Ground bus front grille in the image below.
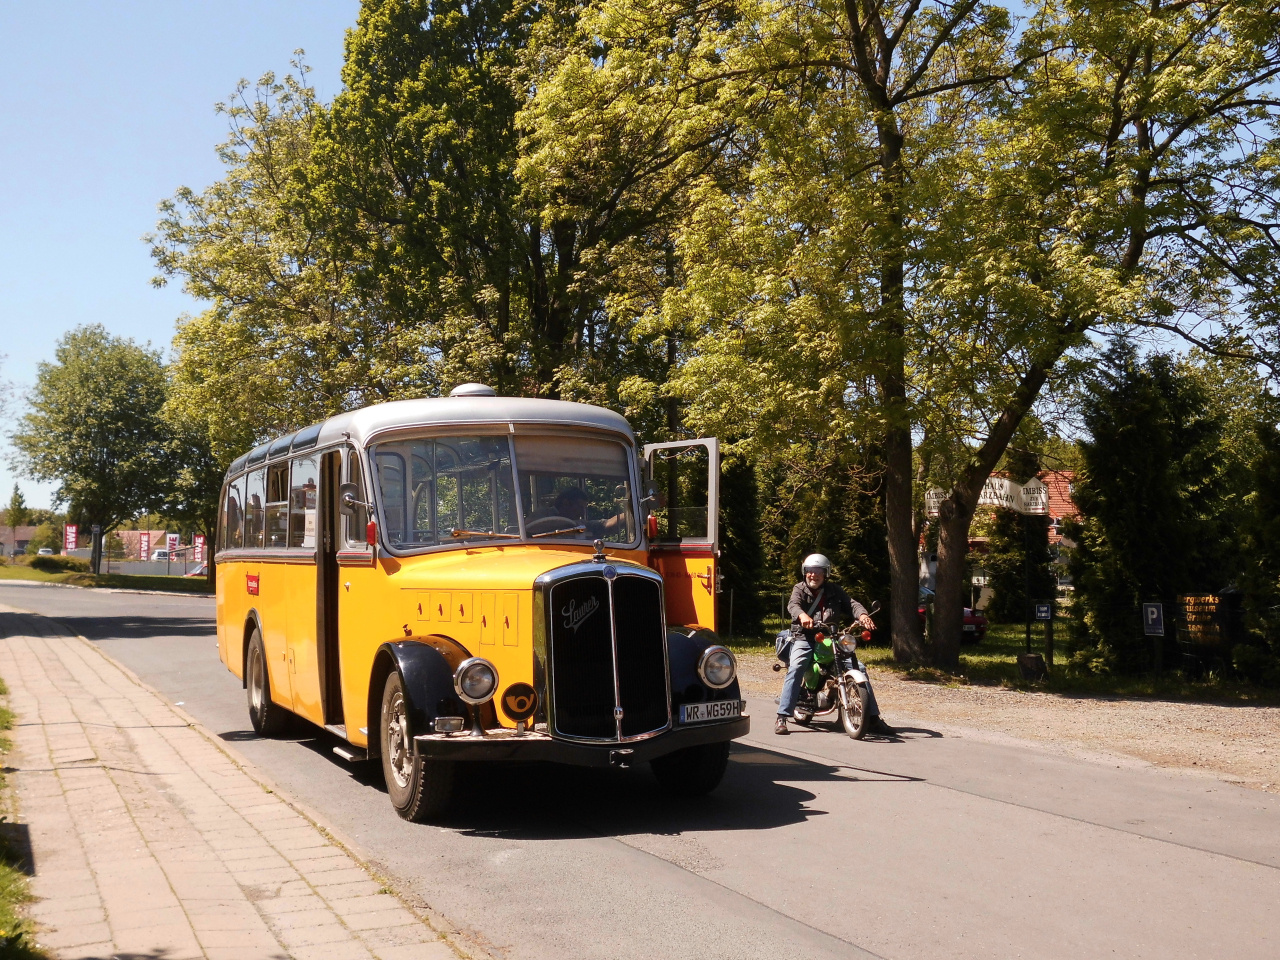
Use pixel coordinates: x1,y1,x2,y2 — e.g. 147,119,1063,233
546,570,670,741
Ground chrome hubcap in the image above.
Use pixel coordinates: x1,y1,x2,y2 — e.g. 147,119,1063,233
250,648,263,712
387,694,412,788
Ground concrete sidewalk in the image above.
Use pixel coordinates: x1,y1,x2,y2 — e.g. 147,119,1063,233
0,606,461,960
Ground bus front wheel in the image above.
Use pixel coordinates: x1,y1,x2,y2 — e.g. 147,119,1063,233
380,671,454,822
246,628,289,736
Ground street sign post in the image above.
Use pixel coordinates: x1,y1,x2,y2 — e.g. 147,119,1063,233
1034,603,1052,621
1144,602,1165,672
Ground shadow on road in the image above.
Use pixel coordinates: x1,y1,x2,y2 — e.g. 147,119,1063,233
261,724,928,841
53,614,214,641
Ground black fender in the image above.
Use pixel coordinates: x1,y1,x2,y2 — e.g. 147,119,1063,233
366,640,463,760
667,626,742,711
240,609,264,689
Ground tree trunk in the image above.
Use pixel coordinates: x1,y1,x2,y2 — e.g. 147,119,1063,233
932,503,974,671
885,419,927,661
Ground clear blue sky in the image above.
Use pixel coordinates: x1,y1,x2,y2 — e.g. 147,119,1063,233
0,1,360,510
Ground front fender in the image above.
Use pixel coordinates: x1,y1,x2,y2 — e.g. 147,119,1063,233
667,626,742,711
366,641,463,759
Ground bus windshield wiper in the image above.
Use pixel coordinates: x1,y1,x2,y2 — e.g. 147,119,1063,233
449,529,521,540
528,525,587,539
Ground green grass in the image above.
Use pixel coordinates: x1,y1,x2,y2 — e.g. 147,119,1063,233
0,564,212,594
0,677,49,958
731,615,1280,705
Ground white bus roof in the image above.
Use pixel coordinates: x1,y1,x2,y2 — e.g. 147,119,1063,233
225,394,636,479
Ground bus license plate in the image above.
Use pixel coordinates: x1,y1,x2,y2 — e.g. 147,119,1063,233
680,700,742,724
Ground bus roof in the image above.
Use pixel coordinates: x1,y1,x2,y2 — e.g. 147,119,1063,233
225,395,636,479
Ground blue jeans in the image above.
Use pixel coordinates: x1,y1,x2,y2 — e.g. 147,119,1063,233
776,632,881,720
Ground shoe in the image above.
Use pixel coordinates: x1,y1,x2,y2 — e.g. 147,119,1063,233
774,716,789,735
869,717,895,736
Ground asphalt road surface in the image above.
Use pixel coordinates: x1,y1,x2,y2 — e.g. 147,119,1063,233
3,580,1277,960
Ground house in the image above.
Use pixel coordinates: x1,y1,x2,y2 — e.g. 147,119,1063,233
0,525,39,558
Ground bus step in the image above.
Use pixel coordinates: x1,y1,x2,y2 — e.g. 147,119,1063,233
332,744,367,763
324,723,347,738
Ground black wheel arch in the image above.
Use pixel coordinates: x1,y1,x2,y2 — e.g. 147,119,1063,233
240,609,264,689
366,640,465,760
667,626,742,712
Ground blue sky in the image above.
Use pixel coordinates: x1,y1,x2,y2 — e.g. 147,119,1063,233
0,1,359,509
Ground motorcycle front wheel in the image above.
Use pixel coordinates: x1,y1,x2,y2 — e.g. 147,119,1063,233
840,679,871,740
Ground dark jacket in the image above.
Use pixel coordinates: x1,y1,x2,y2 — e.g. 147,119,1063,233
787,579,868,628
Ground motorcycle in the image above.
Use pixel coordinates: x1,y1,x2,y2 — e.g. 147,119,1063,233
773,602,879,739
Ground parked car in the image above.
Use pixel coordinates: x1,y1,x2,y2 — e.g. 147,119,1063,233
917,592,988,643
150,548,170,561
184,562,208,578
36,547,54,556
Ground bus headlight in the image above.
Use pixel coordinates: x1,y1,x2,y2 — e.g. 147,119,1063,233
453,657,498,704
697,646,736,689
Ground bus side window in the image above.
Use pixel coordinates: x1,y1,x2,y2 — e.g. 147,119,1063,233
244,468,266,548
225,476,244,550
345,452,369,546
265,462,289,548
289,455,319,549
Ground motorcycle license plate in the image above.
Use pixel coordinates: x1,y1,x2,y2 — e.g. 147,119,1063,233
963,624,976,632
680,700,742,724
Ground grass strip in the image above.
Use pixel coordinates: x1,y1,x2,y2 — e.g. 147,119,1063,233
0,677,49,958
732,616,1280,706
0,565,212,595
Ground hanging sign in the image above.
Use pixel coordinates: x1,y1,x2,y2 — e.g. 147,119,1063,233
64,524,78,552
193,535,206,563
140,531,151,560
926,477,1050,517
167,533,180,554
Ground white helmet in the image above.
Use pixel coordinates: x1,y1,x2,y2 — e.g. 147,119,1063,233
801,554,832,575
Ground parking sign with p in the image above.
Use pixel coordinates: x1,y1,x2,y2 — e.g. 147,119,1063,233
1143,602,1164,637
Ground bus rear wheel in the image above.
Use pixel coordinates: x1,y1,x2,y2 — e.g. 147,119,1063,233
380,671,454,822
246,628,289,736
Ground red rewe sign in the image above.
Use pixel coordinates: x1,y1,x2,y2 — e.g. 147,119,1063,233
246,574,260,596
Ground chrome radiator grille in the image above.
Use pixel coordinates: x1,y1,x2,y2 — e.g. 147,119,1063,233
544,567,670,741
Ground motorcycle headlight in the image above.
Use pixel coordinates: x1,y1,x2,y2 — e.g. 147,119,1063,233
837,635,858,654
453,657,498,704
697,646,736,689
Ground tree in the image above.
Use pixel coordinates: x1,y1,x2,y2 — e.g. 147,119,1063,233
1066,347,1234,672
10,326,169,573
5,485,28,559
24,522,63,555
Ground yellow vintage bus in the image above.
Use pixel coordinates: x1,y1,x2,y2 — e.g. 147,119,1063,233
214,384,747,820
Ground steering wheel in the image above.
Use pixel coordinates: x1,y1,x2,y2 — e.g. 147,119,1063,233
525,515,582,535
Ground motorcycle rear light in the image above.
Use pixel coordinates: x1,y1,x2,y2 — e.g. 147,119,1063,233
815,632,824,641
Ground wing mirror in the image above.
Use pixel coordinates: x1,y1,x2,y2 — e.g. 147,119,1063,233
339,482,374,516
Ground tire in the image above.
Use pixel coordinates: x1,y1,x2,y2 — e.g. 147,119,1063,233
651,741,731,797
840,678,871,740
246,628,289,736
380,671,454,822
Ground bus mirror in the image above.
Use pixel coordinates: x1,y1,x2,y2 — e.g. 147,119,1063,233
339,483,367,516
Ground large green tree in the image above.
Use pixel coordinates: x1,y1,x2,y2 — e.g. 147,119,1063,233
10,326,169,573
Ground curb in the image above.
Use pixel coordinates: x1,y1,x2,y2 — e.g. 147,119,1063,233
0,577,213,599
2,602,494,960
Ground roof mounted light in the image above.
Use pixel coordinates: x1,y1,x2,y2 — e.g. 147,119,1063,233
449,383,497,398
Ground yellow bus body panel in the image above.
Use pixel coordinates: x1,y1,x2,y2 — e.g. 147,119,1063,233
220,543,649,749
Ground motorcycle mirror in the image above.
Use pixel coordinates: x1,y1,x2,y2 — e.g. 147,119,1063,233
867,600,882,616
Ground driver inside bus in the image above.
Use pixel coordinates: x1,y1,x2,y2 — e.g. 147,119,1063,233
548,486,624,539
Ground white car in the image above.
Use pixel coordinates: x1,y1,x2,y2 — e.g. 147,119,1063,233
36,547,54,556
150,549,171,561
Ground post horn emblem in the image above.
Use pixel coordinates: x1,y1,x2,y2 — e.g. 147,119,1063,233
500,683,538,723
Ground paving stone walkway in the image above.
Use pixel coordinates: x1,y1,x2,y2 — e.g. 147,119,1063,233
0,606,461,960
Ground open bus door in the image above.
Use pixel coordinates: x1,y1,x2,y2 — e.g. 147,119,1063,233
643,438,720,632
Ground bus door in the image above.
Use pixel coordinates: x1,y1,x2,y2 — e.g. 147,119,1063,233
316,450,344,727
643,438,720,632
284,454,322,723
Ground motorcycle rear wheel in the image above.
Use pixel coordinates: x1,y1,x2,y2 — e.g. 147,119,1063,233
840,679,871,740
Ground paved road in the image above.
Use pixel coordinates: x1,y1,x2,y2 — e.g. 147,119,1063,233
3,581,1277,960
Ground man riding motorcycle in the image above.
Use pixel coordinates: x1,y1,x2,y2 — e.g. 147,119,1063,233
775,554,893,736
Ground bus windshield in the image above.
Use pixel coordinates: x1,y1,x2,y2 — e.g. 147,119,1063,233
369,433,636,548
